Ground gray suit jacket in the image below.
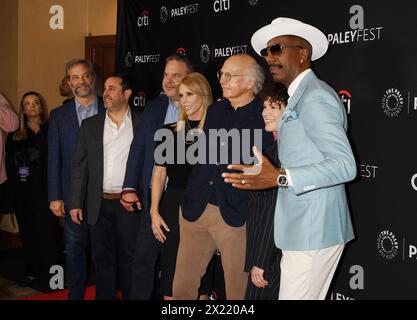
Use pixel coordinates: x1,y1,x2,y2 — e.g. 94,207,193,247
69,108,142,225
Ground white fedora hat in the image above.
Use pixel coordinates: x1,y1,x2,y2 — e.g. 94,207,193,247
251,17,328,61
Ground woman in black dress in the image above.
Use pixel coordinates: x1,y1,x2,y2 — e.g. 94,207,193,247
5,91,61,290
150,72,213,300
244,82,288,300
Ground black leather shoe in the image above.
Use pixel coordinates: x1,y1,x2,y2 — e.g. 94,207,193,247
17,276,35,287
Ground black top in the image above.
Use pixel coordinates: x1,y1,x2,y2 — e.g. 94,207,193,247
155,120,200,189
181,98,274,227
5,123,49,211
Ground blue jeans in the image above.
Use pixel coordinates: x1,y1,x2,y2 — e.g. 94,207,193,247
64,213,88,300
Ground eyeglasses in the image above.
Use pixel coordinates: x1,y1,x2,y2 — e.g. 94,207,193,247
260,44,304,57
217,71,248,82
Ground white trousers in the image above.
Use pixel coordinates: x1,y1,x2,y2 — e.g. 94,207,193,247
278,244,344,300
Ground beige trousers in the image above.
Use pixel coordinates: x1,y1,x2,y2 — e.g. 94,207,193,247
173,204,247,300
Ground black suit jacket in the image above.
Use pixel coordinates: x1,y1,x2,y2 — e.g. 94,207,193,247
69,108,142,225
123,94,169,211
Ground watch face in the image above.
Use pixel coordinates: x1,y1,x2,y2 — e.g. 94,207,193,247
278,175,287,185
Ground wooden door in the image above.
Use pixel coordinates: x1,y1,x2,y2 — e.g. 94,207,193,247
85,35,116,96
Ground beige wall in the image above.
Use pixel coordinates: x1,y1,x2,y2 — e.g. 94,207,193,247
0,0,116,111
87,0,117,36
0,0,18,108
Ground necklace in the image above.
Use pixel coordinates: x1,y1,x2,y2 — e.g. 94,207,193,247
182,119,200,145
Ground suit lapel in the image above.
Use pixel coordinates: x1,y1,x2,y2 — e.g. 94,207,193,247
131,109,140,133
278,71,315,132
66,100,79,129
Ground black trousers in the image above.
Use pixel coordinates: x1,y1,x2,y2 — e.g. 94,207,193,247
14,202,60,286
129,209,161,300
90,199,141,300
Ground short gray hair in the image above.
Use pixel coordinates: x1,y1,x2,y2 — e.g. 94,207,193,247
248,61,265,95
65,58,95,79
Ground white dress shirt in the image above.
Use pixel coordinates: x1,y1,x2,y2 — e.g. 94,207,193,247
103,108,133,193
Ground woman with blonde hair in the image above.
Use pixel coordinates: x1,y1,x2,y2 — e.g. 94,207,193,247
150,72,214,300
5,91,60,291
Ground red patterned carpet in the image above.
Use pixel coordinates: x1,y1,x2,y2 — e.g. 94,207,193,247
19,285,97,300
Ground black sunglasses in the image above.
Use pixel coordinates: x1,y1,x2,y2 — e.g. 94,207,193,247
260,44,304,57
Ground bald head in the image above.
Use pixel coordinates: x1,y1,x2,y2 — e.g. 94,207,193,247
219,54,265,108
223,54,265,95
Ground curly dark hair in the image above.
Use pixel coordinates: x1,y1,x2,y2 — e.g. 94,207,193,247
259,82,289,105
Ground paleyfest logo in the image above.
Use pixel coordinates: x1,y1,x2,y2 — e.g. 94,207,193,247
199,43,248,63
327,5,383,45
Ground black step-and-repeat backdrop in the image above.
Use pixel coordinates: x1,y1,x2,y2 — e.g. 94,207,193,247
116,0,417,299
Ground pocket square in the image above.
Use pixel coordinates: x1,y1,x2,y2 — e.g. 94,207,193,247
282,109,299,122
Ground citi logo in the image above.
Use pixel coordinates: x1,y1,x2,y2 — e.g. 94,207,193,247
338,90,351,114
137,10,149,27
381,88,404,117
177,47,187,57
133,91,146,108
214,0,230,12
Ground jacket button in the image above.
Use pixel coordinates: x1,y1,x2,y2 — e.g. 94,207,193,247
209,181,214,186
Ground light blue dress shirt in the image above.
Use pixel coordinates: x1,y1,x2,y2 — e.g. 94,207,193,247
163,98,179,125
75,98,98,126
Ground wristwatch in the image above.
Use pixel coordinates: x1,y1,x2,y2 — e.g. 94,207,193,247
276,168,288,188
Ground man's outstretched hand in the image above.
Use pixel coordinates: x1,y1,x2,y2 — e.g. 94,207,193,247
222,146,280,190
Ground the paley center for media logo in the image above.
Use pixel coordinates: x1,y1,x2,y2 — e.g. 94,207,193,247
377,230,399,260
381,88,403,117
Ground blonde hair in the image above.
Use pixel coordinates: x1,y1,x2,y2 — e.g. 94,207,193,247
175,72,213,132
14,91,48,140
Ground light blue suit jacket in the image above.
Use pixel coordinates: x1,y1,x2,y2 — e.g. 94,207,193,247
275,71,356,251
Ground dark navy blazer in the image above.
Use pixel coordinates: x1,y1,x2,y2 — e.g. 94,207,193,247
181,98,273,227
123,94,169,211
47,97,104,206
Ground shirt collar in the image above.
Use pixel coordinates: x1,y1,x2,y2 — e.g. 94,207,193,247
287,68,312,98
105,107,131,128
168,97,179,109
75,97,98,112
